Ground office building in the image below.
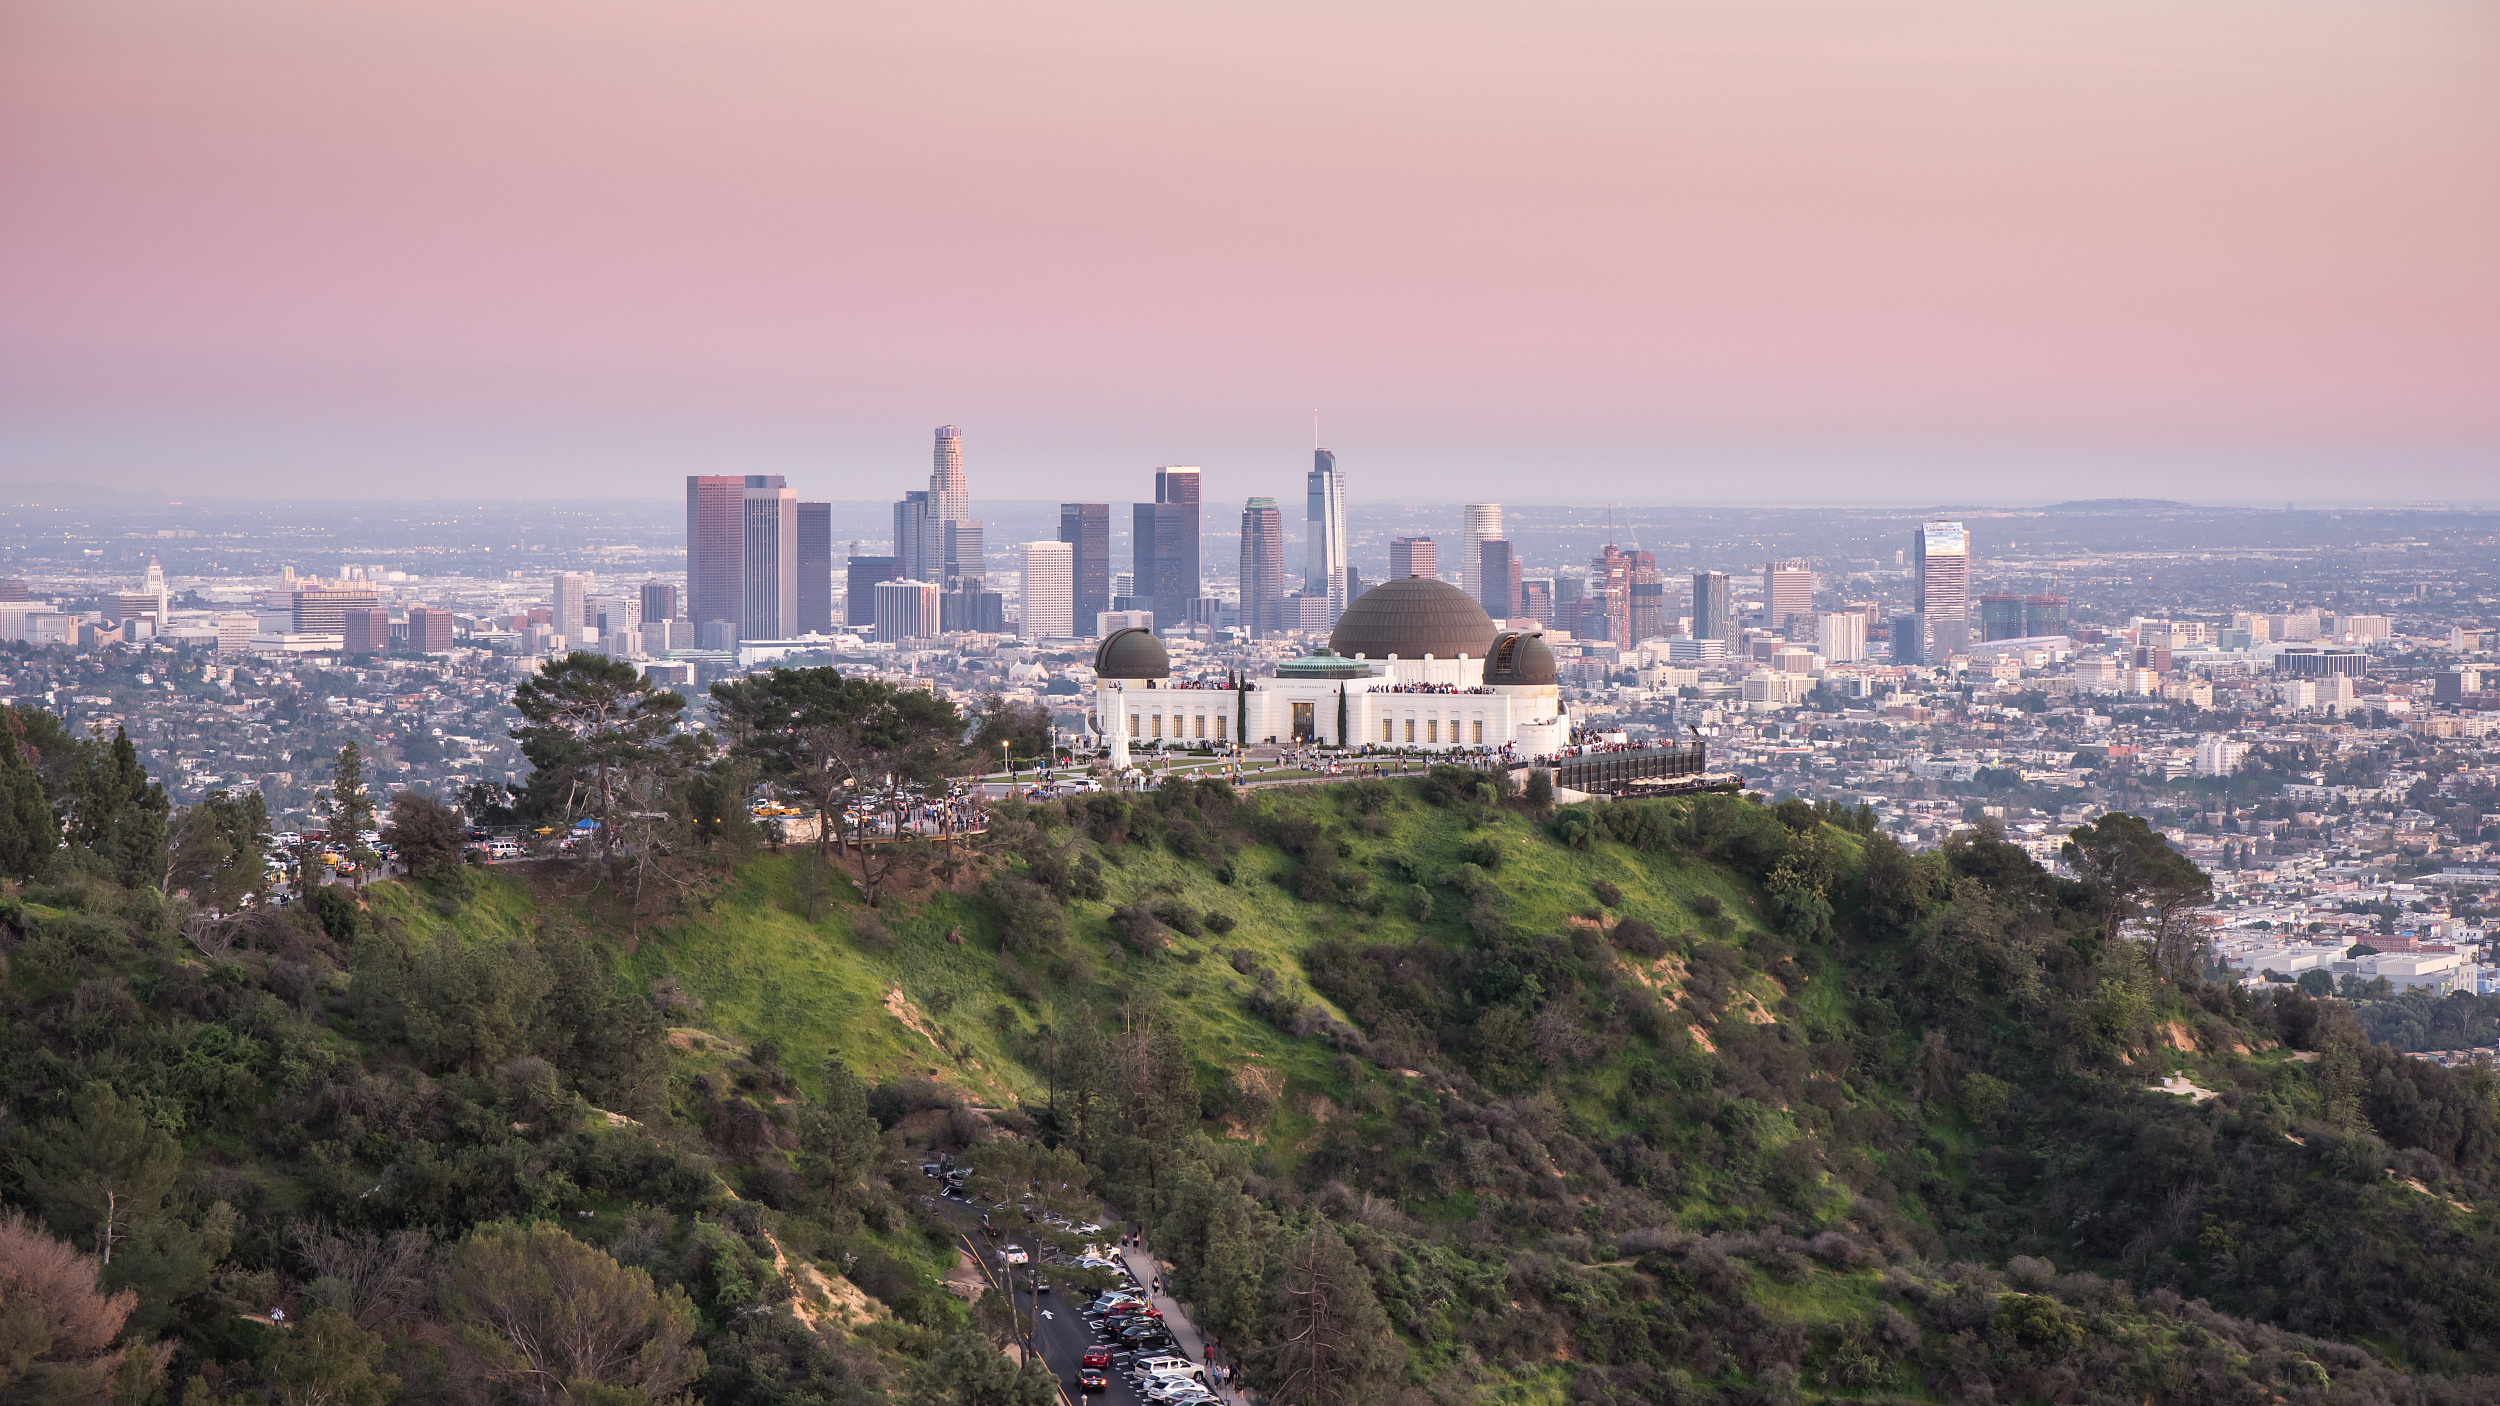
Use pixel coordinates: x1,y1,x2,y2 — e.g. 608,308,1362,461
1692,571,1733,642
874,578,940,643
893,490,930,579
1765,561,1814,636
404,606,454,652
1521,579,1553,627
741,476,797,640
0,579,25,602
640,581,679,627
797,501,833,634
2024,596,2070,638
1390,537,1437,582
1476,539,1517,620
929,425,968,520
1020,541,1075,639
940,591,1005,633
685,475,745,633
1134,467,1202,633
942,518,985,592
1059,503,1110,635
1889,613,1925,665
1238,497,1287,638
1306,450,1348,621
1979,595,2026,642
293,581,381,636
846,556,902,628
2279,648,2368,679
342,607,391,655
1914,521,1972,658
1630,578,1666,642
1461,503,1503,602
216,613,255,654
552,572,591,641
1817,612,1867,663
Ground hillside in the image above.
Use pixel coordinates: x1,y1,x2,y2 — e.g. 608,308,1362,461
10,759,2500,1405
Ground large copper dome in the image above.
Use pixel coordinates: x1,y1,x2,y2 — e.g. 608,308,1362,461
1327,577,1498,660
1093,626,1169,679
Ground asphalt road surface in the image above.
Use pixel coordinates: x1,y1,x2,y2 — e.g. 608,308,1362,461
928,1190,1235,1406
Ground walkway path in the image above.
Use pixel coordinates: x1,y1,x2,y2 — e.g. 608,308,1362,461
1117,1243,1243,1402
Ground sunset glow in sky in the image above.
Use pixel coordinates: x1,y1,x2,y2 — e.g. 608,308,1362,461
3,0,2495,500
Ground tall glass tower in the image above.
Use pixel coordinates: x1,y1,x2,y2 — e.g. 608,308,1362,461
1306,449,1348,622
1461,502,1503,604
1913,521,1972,658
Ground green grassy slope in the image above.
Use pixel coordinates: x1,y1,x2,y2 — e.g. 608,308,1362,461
380,774,2500,1402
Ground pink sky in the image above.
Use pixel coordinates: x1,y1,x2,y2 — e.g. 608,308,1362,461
2,0,2495,500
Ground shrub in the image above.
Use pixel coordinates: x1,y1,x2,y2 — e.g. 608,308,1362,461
1592,878,1622,908
1204,910,1237,935
1461,837,1503,871
850,912,895,951
1150,900,1204,936
1610,918,1667,958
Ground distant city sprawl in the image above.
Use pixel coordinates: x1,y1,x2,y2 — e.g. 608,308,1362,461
1,482,2495,1019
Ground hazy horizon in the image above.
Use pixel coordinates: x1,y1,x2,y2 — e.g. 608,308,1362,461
5,0,2495,501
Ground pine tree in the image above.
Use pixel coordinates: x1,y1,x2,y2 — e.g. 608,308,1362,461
67,727,166,888
328,743,377,885
1255,1220,1398,1406
0,706,58,879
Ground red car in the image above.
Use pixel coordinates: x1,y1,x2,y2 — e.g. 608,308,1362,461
1076,1369,1108,1393
1081,1348,1110,1369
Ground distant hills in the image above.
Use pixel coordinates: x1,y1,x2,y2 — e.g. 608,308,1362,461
2041,497,2197,513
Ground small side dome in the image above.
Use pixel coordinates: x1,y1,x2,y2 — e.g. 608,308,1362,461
1093,626,1169,680
1484,630,1558,687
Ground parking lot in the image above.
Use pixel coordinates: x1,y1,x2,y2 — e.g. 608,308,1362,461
919,1159,1236,1406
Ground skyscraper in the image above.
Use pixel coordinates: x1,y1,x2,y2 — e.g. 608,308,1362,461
2024,596,2070,638
1979,595,2025,642
797,501,833,634
142,558,168,632
929,425,968,520
1390,537,1437,582
685,475,744,632
1590,546,1633,650
1477,539,1517,620
552,571,591,641
1134,467,1202,633
943,519,985,593
1020,541,1074,639
1059,503,1110,636
1914,521,1972,658
1765,560,1815,637
845,556,902,627
742,476,797,639
1306,450,1348,621
1239,497,1286,638
1817,612,1867,663
639,580,680,628
1461,503,1503,601
1692,570,1734,641
874,579,940,642
893,490,930,579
